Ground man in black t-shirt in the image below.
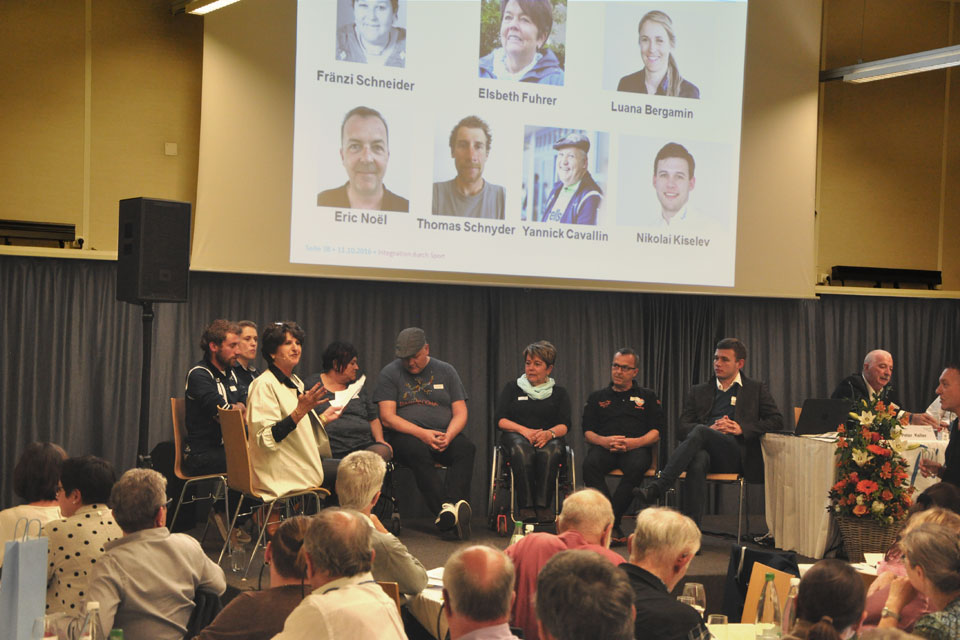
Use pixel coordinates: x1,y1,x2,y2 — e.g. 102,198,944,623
582,347,664,541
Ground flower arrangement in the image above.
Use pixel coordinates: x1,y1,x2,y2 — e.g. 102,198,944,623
828,389,914,525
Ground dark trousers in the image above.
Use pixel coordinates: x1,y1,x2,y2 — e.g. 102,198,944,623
655,425,741,525
501,433,565,509
389,431,476,515
582,445,653,526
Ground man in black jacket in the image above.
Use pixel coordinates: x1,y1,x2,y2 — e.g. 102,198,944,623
622,507,707,640
919,362,960,487
830,349,936,425
638,338,782,525
183,319,245,476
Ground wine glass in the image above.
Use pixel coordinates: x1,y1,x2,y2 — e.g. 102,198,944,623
677,595,696,608
682,582,707,618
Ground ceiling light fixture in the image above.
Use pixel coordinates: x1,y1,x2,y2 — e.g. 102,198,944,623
820,45,960,83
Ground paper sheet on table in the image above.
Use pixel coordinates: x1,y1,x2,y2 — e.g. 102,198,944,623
902,425,937,441
426,567,445,586
330,374,365,408
800,432,838,442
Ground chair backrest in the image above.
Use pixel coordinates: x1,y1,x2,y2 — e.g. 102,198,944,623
377,581,402,616
793,406,802,426
171,397,188,480
740,561,794,623
219,407,256,496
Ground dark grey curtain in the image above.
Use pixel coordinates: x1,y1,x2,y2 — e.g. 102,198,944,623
3,254,958,513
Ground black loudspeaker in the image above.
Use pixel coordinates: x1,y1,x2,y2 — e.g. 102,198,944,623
116,197,191,303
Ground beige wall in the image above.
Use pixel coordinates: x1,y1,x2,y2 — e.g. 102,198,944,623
0,0,202,252
817,0,960,290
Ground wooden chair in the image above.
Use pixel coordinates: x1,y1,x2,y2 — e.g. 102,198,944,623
674,471,748,543
377,580,402,616
793,406,802,427
169,397,229,538
741,561,794,623
218,407,330,579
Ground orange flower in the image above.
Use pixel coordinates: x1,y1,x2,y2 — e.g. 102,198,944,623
853,504,868,516
833,479,848,492
867,444,892,457
856,479,879,494
875,401,886,412
871,432,882,443
880,462,892,479
881,489,894,501
837,425,846,433
837,439,850,449
849,472,860,483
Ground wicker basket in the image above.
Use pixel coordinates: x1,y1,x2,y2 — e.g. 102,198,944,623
836,515,902,563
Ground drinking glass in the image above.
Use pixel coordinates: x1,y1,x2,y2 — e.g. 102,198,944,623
682,582,707,618
706,614,727,640
678,595,696,608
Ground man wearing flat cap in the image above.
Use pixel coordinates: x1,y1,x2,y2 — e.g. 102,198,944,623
373,327,475,539
540,132,603,225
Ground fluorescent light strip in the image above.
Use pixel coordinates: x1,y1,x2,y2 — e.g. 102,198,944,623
821,45,960,83
186,0,242,15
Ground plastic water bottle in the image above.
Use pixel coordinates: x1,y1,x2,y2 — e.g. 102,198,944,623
754,573,781,639
79,602,105,640
781,577,800,635
509,520,524,546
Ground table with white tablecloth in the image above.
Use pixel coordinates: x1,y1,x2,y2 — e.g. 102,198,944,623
762,432,947,558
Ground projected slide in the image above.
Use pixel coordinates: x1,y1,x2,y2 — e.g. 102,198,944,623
290,0,748,287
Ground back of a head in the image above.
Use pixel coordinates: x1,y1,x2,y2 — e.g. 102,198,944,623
901,522,960,594
110,468,167,533
630,506,700,563
60,455,116,505
904,506,960,536
910,482,960,516
859,629,925,640
443,545,515,623
304,508,373,579
557,489,613,539
14,441,67,502
335,450,386,511
795,559,866,640
270,515,311,581
535,550,634,640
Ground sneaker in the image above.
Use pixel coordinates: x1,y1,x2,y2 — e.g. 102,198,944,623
455,500,472,540
435,503,458,531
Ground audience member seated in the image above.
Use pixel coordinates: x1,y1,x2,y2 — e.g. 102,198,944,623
623,506,708,640
535,549,635,640
0,441,66,567
335,450,427,595
784,559,866,639
865,507,960,631
43,455,122,615
304,340,392,461
860,629,926,640
495,340,571,523
443,545,520,640
71,468,225,640
272,508,406,640
247,321,342,498
910,483,960,517
881,523,960,639
506,488,624,640
196,516,311,640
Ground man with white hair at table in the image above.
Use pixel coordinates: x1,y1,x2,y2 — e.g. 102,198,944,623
831,349,937,425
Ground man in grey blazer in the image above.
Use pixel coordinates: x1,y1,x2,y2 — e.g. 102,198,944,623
637,338,783,525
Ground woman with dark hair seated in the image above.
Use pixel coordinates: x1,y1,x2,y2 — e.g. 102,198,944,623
865,506,960,631
43,455,122,614
304,341,392,461
881,523,960,639
495,340,571,522
247,322,342,498
784,558,866,639
0,441,67,567
196,516,311,640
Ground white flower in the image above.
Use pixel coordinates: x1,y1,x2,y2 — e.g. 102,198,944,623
888,438,908,454
872,501,885,514
854,411,876,426
891,425,903,439
856,495,865,505
851,449,872,467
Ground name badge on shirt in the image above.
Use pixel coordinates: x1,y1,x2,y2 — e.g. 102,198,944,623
630,396,645,409
730,396,737,406
434,384,445,390
229,385,238,392
518,396,529,401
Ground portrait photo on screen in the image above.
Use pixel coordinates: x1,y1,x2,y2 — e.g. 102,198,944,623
335,0,408,68
315,104,411,213
522,126,609,226
602,1,743,100
431,115,508,220
478,0,567,86
615,134,735,234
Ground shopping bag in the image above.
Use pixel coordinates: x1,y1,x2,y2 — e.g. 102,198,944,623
0,518,49,640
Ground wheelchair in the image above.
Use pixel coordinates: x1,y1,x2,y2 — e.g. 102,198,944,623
487,441,577,535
